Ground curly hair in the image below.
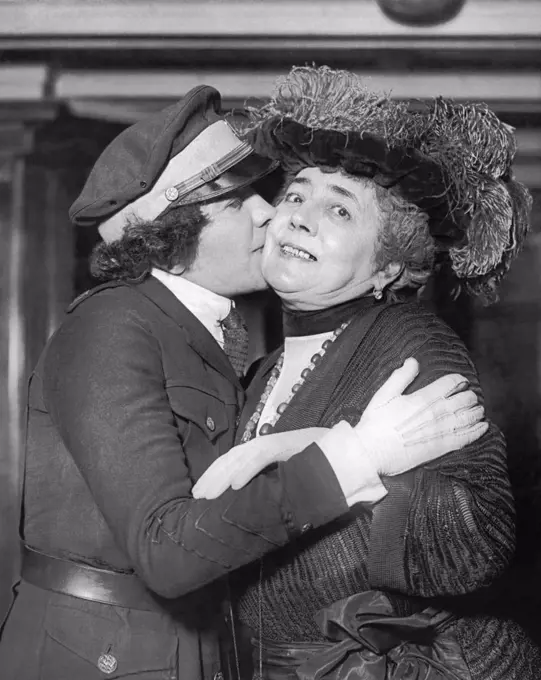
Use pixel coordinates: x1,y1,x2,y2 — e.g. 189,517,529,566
372,181,436,301
90,202,209,282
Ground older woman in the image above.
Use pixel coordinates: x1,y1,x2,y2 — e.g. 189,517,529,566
193,67,540,678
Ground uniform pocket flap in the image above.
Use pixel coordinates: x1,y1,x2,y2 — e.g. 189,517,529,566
44,599,178,677
165,383,229,442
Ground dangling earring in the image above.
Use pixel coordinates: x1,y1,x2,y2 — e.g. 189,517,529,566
373,288,383,300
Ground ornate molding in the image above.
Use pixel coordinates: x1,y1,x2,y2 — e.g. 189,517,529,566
53,68,541,101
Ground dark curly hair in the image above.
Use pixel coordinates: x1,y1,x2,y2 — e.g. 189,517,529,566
90,202,209,282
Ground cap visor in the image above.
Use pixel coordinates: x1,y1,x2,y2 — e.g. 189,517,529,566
177,153,278,206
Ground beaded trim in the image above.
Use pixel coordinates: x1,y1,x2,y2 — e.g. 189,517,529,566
240,320,351,444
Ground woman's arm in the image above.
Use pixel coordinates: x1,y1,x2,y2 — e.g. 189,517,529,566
365,308,514,597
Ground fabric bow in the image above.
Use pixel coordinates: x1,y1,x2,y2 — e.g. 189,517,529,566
296,591,471,680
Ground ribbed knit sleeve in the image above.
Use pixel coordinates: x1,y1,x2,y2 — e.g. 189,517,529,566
348,304,515,597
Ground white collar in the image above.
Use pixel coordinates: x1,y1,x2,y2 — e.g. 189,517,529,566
151,268,232,348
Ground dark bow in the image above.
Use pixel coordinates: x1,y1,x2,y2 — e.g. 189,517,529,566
293,591,471,680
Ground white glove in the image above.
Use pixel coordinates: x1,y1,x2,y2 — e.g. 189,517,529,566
192,427,329,500
354,357,488,477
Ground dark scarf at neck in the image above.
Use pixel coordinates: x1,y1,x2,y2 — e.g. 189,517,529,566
282,295,381,337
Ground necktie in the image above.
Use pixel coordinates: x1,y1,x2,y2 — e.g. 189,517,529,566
221,306,249,378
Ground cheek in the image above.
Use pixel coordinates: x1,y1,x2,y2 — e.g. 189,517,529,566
266,210,287,238
261,245,277,281
322,232,354,267
323,231,376,278
261,221,282,260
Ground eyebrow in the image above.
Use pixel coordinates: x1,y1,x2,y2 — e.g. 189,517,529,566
289,176,360,208
328,184,360,208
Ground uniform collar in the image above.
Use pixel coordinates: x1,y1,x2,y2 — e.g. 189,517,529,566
151,268,232,348
134,275,239,385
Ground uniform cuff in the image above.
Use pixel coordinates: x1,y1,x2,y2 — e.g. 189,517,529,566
318,421,388,507
279,443,350,537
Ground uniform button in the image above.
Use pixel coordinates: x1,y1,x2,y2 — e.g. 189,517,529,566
206,416,216,432
213,672,224,680
301,523,313,534
97,653,118,674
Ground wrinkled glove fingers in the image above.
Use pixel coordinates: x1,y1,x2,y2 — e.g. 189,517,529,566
404,416,488,448
411,373,469,408
453,402,485,427
194,427,330,498
231,460,272,490
445,389,479,412
389,420,489,474
192,474,232,499
411,389,481,426
450,421,489,448
412,420,489,453
398,376,470,428
402,404,485,441
194,434,278,496
192,454,244,498
396,389,475,433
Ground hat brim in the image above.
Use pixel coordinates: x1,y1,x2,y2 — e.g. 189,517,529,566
248,118,467,248
173,153,279,207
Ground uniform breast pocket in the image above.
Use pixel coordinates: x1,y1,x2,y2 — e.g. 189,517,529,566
165,382,234,479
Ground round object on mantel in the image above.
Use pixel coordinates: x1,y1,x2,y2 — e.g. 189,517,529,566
376,0,467,27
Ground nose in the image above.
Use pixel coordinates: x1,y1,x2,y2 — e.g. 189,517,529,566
251,195,276,228
290,203,317,235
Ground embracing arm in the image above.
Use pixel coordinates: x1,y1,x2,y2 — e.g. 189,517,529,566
42,294,348,599
193,357,486,505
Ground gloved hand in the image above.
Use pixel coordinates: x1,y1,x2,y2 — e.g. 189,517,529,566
353,357,488,476
192,358,487,500
192,427,329,499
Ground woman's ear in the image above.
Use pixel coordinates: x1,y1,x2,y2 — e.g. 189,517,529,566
375,262,403,290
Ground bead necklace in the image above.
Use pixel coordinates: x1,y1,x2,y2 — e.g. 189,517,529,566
237,319,351,680
240,320,351,444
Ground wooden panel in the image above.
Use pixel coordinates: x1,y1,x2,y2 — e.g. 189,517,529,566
0,152,26,619
0,118,78,621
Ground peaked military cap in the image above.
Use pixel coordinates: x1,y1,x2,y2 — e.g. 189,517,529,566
69,85,276,233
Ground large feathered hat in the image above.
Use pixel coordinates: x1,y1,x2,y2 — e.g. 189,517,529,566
242,66,531,302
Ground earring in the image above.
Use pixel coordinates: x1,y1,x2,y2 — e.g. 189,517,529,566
373,288,383,300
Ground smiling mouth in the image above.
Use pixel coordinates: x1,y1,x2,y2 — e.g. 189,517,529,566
280,244,317,262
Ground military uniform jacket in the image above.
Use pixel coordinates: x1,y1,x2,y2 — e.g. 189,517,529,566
6,276,348,679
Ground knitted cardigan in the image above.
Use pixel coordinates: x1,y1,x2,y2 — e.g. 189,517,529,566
234,301,541,679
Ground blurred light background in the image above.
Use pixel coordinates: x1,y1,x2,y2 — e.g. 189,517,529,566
0,0,540,639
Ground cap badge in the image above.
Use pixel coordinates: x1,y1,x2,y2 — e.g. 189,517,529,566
165,186,180,202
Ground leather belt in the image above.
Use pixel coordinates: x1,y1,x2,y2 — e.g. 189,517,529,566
21,545,161,612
